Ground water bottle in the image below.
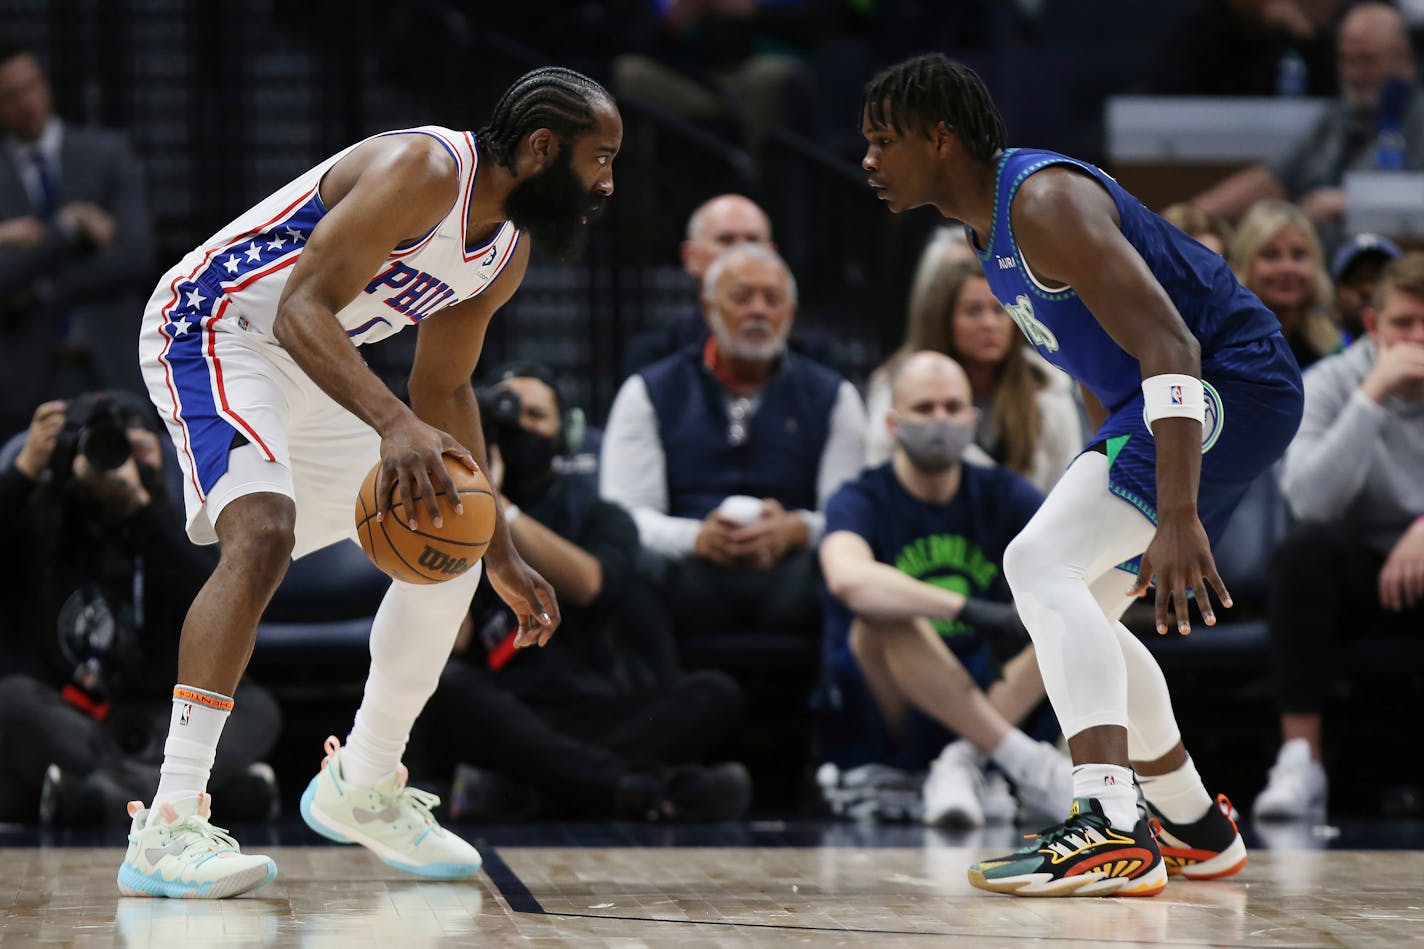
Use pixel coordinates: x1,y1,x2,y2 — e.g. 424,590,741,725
1377,77,1409,170
1377,126,1407,170
1276,49,1308,97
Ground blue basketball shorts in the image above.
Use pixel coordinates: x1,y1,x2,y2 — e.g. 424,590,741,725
1091,333,1304,545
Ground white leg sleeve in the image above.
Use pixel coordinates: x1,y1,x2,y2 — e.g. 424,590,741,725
1001,452,1156,740
1089,568,1184,762
340,563,484,786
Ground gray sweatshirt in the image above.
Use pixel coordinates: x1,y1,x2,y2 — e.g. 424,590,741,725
1281,337,1424,553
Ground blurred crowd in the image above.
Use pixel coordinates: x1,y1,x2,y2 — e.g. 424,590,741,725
2,0,1423,830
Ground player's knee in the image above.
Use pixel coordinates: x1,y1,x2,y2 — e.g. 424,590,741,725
219,507,296,579
1002,530,1044,598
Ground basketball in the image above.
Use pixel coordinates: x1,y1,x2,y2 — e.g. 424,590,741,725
354,456,497,584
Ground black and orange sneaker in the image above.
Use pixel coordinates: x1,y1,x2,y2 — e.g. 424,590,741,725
968,797,1167,897
1149,793,1247,880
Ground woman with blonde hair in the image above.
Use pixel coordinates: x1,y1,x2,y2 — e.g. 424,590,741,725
1230,200,1342,369
865,236,1082,492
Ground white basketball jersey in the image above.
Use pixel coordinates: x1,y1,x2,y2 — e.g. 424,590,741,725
156,126,521,348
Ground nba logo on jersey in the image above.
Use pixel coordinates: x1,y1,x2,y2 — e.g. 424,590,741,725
1170,385,1183,405
180,703,192,726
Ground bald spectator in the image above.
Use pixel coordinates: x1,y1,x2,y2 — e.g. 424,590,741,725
1194,3,1424,229
818,352,1068,827
620,194,840,378
602,242,865,650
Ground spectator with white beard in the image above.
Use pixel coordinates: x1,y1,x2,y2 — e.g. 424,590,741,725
601,242,866,648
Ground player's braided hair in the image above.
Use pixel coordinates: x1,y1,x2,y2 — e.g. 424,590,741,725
476,67,612,170
862,54,1006,163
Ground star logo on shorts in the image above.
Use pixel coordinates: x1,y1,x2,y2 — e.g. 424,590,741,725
170,317,193,337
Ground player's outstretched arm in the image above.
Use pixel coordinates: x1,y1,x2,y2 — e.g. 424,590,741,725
1011,170,1228,636
409,241,560,648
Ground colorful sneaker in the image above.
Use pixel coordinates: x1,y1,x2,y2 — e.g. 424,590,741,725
116,794,277,899
299,736,482,880
1149,793,1248,880
967,797,1167,897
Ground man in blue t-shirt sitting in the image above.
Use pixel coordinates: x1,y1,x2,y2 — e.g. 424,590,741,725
819,351,1070,826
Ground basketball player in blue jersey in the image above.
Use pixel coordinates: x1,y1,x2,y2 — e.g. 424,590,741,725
861,53,1304,897
117,68,621,899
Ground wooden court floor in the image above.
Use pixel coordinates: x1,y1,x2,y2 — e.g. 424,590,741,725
4,832,1422,947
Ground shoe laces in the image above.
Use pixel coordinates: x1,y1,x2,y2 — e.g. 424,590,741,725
1019,810,1109,852
394,784,441,827
170,812,241,854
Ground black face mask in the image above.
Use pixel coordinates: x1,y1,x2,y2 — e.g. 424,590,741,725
503,144,606,262
501,427,558,507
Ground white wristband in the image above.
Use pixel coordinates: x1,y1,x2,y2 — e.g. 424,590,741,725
503,502,521,525
1142,373,1205,428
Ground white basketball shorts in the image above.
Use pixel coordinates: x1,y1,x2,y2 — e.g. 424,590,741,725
137,279,379,560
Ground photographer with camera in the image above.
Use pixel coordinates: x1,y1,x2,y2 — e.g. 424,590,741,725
0,392,281,825
417,365,752,821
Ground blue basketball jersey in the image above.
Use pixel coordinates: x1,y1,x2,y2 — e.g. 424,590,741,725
971,148,1281,412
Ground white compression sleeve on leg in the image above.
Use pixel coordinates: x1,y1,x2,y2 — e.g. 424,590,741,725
341,562,484,788
1002,452,1157,740
1089,568,1185,763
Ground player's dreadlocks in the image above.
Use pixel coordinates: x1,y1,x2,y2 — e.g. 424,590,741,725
476,67,613,169
862,54,1006,164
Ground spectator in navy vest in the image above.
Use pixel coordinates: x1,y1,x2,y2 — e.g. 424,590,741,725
619,194,841,379
601,242,866,646
818,352,1070,827
1254,252,1424,821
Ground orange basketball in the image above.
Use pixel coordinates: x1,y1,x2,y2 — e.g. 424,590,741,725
354,456,497,584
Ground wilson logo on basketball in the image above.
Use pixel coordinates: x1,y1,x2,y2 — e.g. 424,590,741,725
418,546,472,576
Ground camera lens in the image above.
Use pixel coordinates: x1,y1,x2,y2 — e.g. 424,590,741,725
78,405,132,471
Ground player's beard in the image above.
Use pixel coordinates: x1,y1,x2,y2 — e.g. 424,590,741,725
504,146,605,262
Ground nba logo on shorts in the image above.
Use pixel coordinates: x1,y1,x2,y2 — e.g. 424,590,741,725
180,703,192,726
1170,384,1183,405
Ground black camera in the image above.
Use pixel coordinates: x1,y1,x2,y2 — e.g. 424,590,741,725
475,385,523,451
63,391,136,473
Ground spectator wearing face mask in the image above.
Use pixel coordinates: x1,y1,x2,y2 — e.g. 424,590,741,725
817,352,1070,828
417,365,752,821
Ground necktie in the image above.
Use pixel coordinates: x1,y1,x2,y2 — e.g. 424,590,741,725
29,148,59,220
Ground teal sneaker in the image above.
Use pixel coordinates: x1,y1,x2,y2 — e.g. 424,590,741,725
299,736,482,879
968,797,1167,897
116,793,277,899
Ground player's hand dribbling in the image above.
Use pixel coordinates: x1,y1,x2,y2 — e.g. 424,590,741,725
375,413,476,531
1129,512,1232,636
486,548,561,648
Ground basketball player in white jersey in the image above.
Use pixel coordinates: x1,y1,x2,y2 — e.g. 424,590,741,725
117,67,622,899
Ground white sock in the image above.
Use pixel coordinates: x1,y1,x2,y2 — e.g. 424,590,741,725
152,685,232,808
1073,763,1139,830
988,729,1040,785
1137,756,1213,824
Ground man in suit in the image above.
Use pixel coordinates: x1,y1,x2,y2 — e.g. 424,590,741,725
0,44,155,434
